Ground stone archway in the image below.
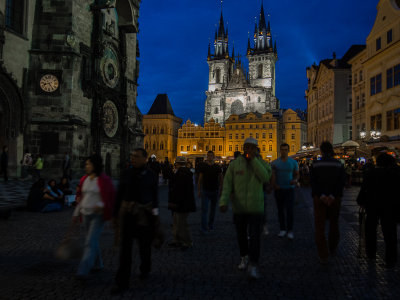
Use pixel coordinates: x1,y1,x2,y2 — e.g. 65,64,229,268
0,68,25,178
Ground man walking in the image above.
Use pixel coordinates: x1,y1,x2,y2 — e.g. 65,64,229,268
220,138,271,279
1,146,9,182
271,143,299,240
310,141,345,264
168,156,196,250
111,148,159,294
198,150,222,233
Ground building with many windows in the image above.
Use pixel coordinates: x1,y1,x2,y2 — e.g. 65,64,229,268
305,46,364,147
143,94,182,162
362,0,400,142
177,109,306,163
348,47,367,140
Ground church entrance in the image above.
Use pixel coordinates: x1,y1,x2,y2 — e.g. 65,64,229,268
0,69,24,178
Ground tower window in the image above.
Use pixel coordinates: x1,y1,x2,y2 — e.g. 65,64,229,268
5,0,26,35
215,107,219,114
216,69,221,84
257,64,263,78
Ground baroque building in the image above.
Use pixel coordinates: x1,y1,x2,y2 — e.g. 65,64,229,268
177,109,306,163
305,46,364,147
0,0,143,178
204,3,279,126
143,94,182,162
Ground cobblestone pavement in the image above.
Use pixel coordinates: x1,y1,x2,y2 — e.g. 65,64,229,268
0,183,399,300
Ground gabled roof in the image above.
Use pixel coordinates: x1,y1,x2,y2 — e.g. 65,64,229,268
147,94,175,116
341,45,366,63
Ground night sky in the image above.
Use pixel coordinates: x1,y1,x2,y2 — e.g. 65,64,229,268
137,0,378,124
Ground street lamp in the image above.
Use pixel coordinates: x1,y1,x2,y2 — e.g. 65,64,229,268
370,130,381,140
359,131,366,139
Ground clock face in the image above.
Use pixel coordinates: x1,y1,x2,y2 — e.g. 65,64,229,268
39,74,59,93
100,46,120,88
103,101,119,138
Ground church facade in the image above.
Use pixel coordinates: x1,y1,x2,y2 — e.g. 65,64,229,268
0,0,143,178
204,4,279,126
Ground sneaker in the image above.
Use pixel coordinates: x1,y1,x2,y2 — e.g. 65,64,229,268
278,230,287,237
238,255,249,271
287,232,294,240
263,225,269,235
248,265,260,280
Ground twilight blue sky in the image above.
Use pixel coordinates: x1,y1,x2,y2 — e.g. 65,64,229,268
137,0,378,124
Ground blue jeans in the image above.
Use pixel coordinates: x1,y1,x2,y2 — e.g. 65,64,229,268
274,189,295,231
201,189,219,231
77,214,105,276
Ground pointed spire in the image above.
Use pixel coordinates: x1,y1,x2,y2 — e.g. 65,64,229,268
208,42,211,58
218,11,225,38
267,20,271,32
258,1,267,33
247,37,251,52
231,42,235,59
214,29,217,41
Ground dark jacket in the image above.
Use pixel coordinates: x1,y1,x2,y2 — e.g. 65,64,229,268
357,166,400,214
114,166,158,217
168,167,196,213
1,152,8,168
310,156,345,198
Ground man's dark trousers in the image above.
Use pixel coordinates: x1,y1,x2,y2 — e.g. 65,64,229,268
116,212,153,288
234,214,263,264
274,188,295,231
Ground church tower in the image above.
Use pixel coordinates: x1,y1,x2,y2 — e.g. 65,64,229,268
207,12,233,92
247,2,278,98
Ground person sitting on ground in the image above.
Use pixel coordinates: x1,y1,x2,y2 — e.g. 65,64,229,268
46,179,64,204
27,179,56,212
57,177,73,195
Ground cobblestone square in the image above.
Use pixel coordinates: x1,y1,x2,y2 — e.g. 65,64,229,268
0,181,399,299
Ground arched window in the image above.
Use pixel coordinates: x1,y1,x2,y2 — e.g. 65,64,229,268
160,127,164,134
258,97,261,103
152,127,156,134
216,68,221,83
257,64,263,79
152,143,156,150
214,107,218,114
160,142,164,150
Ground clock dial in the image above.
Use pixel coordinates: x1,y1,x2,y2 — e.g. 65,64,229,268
100,46,120,88
39,74,59,93
103,101,119,138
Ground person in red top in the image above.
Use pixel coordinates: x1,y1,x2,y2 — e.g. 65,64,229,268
73,154,115,280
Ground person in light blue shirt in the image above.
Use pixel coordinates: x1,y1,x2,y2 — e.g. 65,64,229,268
271,143,299,240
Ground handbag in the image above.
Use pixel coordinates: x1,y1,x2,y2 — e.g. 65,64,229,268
55,223,84,260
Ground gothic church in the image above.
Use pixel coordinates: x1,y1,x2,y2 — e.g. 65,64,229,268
204,3,279,125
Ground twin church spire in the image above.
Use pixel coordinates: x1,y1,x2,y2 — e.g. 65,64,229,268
207,3,277,61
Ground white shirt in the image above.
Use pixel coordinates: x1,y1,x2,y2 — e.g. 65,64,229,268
73,176,104,216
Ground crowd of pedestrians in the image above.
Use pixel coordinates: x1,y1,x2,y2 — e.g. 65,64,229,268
2,137,397,294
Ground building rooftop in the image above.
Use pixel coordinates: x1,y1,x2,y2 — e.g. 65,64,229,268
147,94,175,116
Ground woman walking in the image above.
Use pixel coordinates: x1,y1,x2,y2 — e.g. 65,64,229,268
73,154,115,280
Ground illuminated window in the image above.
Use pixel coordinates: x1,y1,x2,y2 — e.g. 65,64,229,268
229,145,232,151
187,145,190,151
193,145,197,151
269,133,272,139
269,145,272,151
219,145,222,151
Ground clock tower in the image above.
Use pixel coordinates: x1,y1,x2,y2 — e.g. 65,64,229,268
26,0,143,178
